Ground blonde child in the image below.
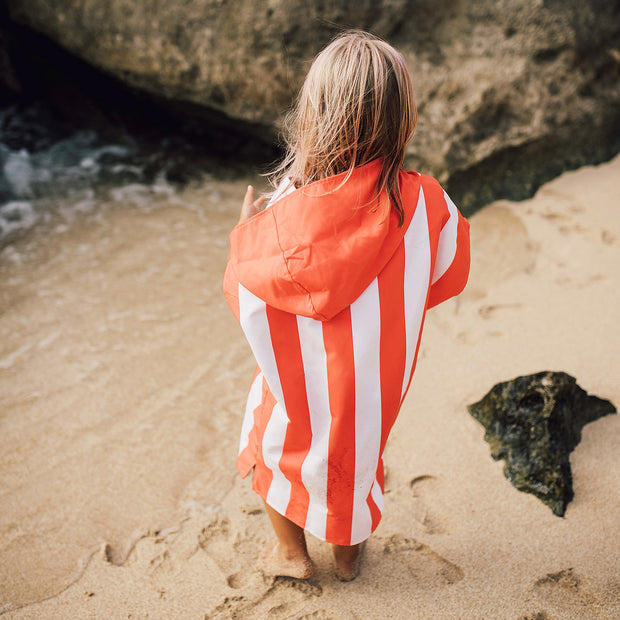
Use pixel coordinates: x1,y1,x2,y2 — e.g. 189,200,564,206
223,30,470,581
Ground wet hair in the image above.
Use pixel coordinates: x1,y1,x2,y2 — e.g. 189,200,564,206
269,30,417,225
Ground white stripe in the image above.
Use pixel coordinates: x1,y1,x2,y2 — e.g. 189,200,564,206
238,283,291,513
431,190,459,284
401,188,432,399
238,371,263,455
297,315,331,540
349,277,382,545
267,177,297,208
238,284,285,405
263,402,292,514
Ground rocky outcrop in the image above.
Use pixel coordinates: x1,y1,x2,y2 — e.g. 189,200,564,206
5,0,620,213
468,372,616,516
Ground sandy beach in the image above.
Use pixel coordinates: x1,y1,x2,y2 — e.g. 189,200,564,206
1,154,619,619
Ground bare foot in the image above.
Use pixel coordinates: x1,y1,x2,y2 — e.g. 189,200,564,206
257,541,314,579
332,542,365,581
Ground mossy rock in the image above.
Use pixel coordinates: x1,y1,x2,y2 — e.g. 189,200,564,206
468,371,616,516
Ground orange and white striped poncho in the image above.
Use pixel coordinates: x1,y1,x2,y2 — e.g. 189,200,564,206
223,159,470,546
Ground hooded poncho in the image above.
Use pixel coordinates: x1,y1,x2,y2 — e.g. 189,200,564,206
223,159,470,546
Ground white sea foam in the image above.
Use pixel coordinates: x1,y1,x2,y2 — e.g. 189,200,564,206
3,150,34,197
0,201,38,236
0,114,148,243
0,103,215,247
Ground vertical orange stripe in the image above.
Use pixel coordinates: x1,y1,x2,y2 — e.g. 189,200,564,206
399,317,428,406
428,211,471,308
376,460,385,492
400,197,434,403
251,379,275,500
323,308,356,545
370,458,386,531
367,490,382,532
422,174,450,298
378,243,407,452
351,244,409,534
237,406,260,477
265,306,312,526
222,263,241,321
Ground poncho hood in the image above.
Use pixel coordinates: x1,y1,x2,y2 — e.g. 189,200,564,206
226,159,422,321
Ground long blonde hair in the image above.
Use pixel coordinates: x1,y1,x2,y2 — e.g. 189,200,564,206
270,30,417,225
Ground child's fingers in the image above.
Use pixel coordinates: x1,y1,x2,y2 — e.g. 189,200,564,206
242,185,254,209
239,186,266,223
238,185,255,223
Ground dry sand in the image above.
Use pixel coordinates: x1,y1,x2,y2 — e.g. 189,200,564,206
1,155,619,619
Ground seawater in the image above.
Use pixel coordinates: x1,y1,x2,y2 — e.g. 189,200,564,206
0,100,241,249
1,106,120,240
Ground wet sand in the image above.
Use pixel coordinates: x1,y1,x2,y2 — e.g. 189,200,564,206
1,156,619,618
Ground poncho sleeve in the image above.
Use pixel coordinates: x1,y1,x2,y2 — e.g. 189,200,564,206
427,188,470,309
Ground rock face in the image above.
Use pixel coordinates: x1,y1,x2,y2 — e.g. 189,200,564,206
468,372,616,517
4,1,620,213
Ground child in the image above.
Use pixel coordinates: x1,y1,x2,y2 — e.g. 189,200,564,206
223,30,470,582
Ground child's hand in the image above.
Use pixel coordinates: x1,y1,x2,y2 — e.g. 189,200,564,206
238,185,267,223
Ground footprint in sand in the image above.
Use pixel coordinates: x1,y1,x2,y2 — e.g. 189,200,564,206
554,273,608,289
409,475,451,535
253,579,323,618
532,568,597,611
198,515,262,590
103,529,146,566
477,302,522,320
207,594,246,619
381,533,464,586
296,610,341,620
558,223,589,236
206,576,323,619
601,229,617,245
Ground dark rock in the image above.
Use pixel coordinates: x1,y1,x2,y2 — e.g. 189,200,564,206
0,5,22,99
468,371,616,516
0,22,279,177
4,1,620,213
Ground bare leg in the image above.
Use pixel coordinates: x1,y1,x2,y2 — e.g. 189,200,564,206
332,542,364,581
258,502,314,579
